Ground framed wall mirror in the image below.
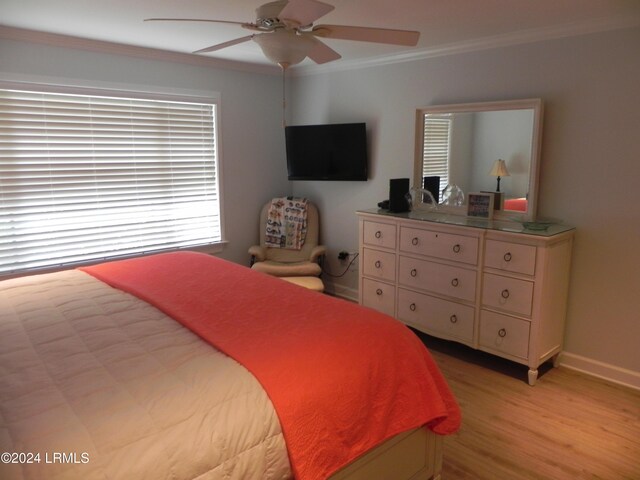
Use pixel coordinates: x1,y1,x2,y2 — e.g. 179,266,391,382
414,99,543,220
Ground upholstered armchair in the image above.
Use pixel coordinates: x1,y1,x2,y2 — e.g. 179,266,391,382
249,201,326,277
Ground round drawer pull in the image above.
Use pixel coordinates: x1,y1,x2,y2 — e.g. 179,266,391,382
504,252,512,262
410,268,418,277
410,303,416,311
374,260,382,268
376,288,383,296
450,314,458,324
498,328,507,338
501,289,510,299
451,278,459,287
375,230,382,239
411,237,419,246
452,244,461,253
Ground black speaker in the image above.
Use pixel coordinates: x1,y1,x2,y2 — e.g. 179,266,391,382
423,176,440,204
389,178,410,213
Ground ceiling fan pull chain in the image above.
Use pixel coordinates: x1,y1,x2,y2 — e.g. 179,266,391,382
281,62,289,128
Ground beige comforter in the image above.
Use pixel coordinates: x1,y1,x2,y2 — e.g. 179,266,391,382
0,270,292,480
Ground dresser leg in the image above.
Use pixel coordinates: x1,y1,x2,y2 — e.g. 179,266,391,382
527,368,538,386
552,353,561,367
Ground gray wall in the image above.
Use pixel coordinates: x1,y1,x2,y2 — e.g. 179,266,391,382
290,27,640,379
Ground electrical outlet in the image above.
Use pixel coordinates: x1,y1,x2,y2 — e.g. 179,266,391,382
338,251,349,260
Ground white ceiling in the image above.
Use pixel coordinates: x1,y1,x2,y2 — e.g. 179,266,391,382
1,0,639,71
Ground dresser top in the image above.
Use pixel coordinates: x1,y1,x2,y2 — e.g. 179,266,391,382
357,208,575,237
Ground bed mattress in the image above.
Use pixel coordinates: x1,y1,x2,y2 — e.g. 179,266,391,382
0,269,291,480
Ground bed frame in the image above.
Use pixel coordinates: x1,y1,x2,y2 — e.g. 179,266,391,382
330,428,443,480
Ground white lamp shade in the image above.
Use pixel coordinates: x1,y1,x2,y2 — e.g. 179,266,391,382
490,159,510,177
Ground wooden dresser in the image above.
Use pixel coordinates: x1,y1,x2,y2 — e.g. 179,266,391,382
357,209,574,385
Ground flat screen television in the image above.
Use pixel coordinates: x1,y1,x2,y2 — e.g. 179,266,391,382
285,123,368,181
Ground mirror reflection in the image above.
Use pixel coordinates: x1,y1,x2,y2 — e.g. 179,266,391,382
414,99,543,219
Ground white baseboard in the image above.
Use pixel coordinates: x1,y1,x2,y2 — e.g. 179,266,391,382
324,280,358,303
559,352,640,391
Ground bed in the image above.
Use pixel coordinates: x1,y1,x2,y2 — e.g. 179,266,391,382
504,197,528,212
0,251,459,480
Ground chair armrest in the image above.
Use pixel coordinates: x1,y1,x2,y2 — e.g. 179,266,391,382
248,245,267,263
309,245,327,263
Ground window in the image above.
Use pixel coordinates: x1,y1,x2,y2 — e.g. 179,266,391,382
0,87,222,276
421,114,451,196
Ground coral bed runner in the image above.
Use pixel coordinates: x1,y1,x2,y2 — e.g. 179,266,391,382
82,252,460,480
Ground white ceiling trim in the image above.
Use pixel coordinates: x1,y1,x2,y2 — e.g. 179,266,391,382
291,13,640,76
0,25,282,76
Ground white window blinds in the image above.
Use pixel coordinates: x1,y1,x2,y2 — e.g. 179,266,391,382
0,88,221,276
421,115,451,195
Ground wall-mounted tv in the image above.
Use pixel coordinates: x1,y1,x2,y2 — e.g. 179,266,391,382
285,123,368,181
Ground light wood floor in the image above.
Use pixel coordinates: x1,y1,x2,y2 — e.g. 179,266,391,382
417,333,640,480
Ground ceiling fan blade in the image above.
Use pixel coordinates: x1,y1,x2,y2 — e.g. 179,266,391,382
307,37,341,64
145,18,247,26
193,35,254,54
278,0,335,28
312,25,420,46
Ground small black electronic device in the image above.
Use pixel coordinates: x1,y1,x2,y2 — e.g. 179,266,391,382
389,178,410,213
423,176,440,204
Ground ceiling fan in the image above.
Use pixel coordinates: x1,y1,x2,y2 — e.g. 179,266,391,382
145,0,420,68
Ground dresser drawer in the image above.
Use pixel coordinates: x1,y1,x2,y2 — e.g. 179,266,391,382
485,240,536,276
400,226,478,265
398,256,476,302
362,278,395,316
482,273,534,316
398,288,474,343
479,310,530,359
363,221,397,249
362,248,396,282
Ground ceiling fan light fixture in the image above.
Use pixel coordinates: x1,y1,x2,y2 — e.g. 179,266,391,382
253,30,314,66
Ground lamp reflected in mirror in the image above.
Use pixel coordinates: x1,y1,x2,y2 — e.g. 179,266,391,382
490,159,510,192
489,159,510,210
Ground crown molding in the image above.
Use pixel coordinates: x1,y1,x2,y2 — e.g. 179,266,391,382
0,25,281,76
2,13,638,79
291,14,640,76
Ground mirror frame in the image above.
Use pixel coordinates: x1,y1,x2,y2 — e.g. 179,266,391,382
414,98,544,221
